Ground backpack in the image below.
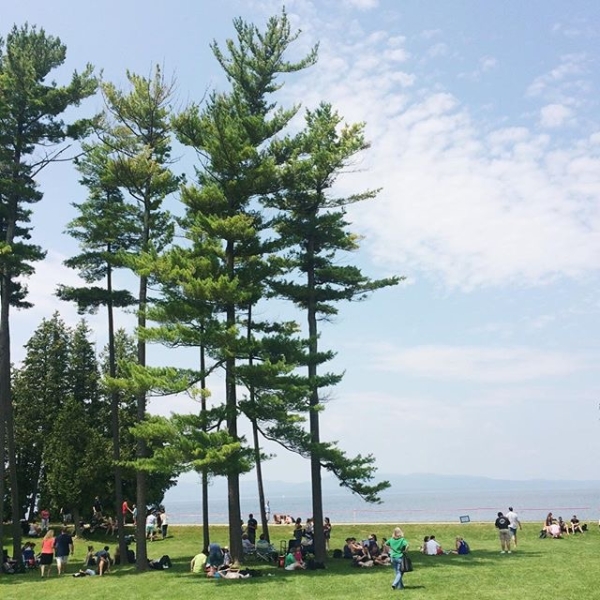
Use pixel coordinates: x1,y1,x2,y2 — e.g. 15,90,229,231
332,549,343,559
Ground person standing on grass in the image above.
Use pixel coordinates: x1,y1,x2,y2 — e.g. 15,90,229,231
506,507,522,547
160,507,169,539
122,500,132,524
495,511,512,554
323,517,332,551
247,513,258,544
40,508,50,531
386,527,409,590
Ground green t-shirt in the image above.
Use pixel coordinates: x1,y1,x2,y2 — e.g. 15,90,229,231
387,537,408,559
284,552,296,567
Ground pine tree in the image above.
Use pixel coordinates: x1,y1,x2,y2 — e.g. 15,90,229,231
12,313,72,518
270,103,402,561
43,320,109,530
171,10,317,562
0,24,96,556
58,141,137,562
98,66,179,569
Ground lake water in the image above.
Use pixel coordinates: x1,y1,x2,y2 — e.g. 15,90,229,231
165,486,600,525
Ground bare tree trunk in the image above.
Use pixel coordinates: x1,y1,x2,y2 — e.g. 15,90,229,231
253,419,270,542
107,268,129,564
307,236,325,563
135,273,148,570
200,340,210,554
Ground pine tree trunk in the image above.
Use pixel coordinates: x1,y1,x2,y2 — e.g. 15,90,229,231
307,235,326,563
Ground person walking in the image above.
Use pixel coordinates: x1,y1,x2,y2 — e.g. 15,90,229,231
506,506,522,548
386,526,409,590
54,526,74,575
495,511,512,553
39,529,55,578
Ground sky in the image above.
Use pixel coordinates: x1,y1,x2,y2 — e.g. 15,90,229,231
4,0,600,488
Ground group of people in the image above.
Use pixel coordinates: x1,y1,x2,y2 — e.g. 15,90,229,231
342,534,391,567
417,534,470,555
541,512,587,538
145,506,169,541
77,544,113,576
494,507,523,553
38,527,75,577
271,515,332,549
190,543,264,579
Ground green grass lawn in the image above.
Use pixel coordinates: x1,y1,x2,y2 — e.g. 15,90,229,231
1,522,598,599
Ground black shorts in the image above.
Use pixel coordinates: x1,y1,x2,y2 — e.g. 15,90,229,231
40,553,53,565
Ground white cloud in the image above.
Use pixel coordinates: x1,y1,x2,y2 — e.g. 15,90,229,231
426,42,449,58
370,343,592,383
343,0,379,10
479,55,497,72
526,53,590,103
281,25,600,289
421,29,442,40
540,103,573,128
458,54,498,80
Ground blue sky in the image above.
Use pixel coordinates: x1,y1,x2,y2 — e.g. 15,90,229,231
5,0,600,485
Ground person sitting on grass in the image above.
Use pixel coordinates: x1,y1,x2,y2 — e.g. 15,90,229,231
95,546,111,575
425,535,443,555
84,545,96,568
548,520,562,538
190,551,207,574
353,546,374,568
365,534,389,565
450,537,470,554
419,536,430,553
284,546,305,570
558,517,570,536
570,515,584,534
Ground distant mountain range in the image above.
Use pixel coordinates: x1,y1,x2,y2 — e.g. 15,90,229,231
164,472,600,503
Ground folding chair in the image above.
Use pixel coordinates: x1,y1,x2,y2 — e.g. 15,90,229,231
255,541,277,562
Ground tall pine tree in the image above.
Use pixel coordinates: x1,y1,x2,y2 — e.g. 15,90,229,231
270,103,401,561
98,66,179,569
0,24,95,556
171,10,317,562
58,141,137,562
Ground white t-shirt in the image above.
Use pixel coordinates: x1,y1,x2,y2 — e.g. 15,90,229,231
146,513,156,527
506,510,520,529
425,539,441,555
